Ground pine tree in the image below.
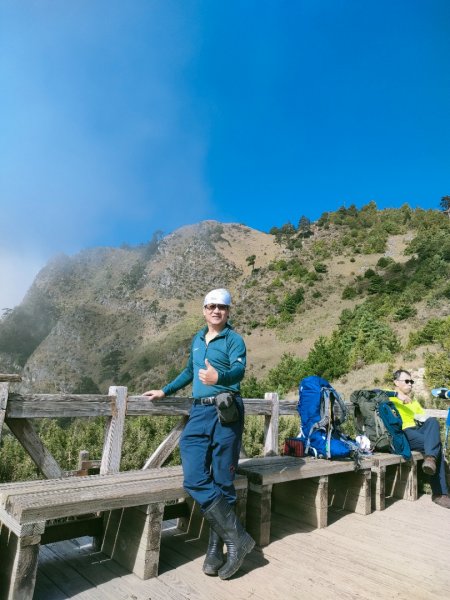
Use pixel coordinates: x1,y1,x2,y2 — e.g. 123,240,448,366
440,196,450,218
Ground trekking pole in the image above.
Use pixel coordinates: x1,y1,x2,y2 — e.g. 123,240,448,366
431,388,450,454
444,406,450,455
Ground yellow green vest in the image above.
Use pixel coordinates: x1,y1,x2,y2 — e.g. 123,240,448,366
389,394,424,429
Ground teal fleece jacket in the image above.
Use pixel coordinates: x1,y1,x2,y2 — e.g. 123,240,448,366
162,323,246,398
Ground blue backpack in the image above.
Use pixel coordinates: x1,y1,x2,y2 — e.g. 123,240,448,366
377,400,411,460
298,375,356,459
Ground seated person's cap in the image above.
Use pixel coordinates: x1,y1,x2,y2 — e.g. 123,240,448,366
203,288,232,306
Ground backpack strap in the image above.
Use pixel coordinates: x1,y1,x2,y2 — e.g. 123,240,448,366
330,387,347,424
323,388,333,459
304,386,331,458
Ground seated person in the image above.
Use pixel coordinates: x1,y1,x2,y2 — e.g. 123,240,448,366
390,369,450,509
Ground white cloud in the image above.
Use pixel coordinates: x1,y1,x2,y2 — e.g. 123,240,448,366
0,249,46,310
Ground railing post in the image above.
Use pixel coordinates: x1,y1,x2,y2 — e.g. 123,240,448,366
101,386,128,475
263,392,279,456
0,374,21,446
0,382,9,446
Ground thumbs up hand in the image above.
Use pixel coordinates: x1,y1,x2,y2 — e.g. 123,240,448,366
199,358,219,385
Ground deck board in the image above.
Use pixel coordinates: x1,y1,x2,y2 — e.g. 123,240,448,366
34,494,450,600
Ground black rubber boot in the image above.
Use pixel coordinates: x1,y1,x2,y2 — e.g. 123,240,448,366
203,495,255,580
202,526,224,576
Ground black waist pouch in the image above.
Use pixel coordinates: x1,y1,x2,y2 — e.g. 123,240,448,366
215,392,240,424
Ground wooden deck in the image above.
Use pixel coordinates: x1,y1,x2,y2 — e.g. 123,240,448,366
34,493,450,600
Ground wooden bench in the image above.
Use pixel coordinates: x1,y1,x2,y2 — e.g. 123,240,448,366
370,450,424,511
0,377,440,598
0,466,248,600
237,455,372,546
0,383,278,600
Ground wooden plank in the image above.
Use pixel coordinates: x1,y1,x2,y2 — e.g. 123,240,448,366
0,374,22,382
34,569,69,600
245,483,273,546
272,476,328,529
235,482,249,526
40,539,186,600
238,455,360,485
127,396,192,416
371,464,386,511
0,523,41,600
0,466,186,500
393,460,418,501
328,469,372,515
5,470,244,525
263,392,279,456
0,382,8,446
159,533,265,600
102,502,165,579
0,467,248,514
0,508,45,537
5,393,112,418
3,394,447,421
5,393,303,420
38,544,111,600
100,386,127,475
143,416,188,468
277,399,298,416
5,477,187,523
372,452,404,467
5,418,64,479
267,500,450,600
128,396,283,416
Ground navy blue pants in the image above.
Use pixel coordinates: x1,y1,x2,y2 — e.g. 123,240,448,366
179,397,244,509
404,417,448,496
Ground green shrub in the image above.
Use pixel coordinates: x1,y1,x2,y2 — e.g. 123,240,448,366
377,256,393,268
409,317,450,350
280,288,305,314
364,268,376,279
314,262,328,273
342,286,358,300
264,353,308,395
265,315,279,328
393,305,417,321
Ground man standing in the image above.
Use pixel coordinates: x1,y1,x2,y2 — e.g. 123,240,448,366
143,288,255,579
391,369,450,509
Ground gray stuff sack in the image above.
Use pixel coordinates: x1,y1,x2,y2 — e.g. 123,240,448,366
215,392,239,424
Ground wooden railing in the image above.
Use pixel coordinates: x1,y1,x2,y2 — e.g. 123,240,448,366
0,374,446,481
0,375,299,479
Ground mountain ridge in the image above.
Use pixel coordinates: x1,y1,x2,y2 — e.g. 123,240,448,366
1,206,449,400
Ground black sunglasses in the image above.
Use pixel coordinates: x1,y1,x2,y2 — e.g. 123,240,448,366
205,303,229,311
397,379,414,384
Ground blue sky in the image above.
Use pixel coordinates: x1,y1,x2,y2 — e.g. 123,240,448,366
1,1,449,309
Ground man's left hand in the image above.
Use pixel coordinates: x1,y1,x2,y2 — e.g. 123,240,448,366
199,359,219,385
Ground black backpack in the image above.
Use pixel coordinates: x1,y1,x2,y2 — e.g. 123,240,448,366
350,389,411,458
350,389,394,451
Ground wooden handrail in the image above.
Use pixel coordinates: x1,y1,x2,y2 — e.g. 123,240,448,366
1,381,448,481
0,374,22,382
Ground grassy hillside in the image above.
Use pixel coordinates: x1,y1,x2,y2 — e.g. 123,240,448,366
0,203,449,399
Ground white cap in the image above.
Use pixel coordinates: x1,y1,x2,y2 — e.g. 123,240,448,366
203,288,232,307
